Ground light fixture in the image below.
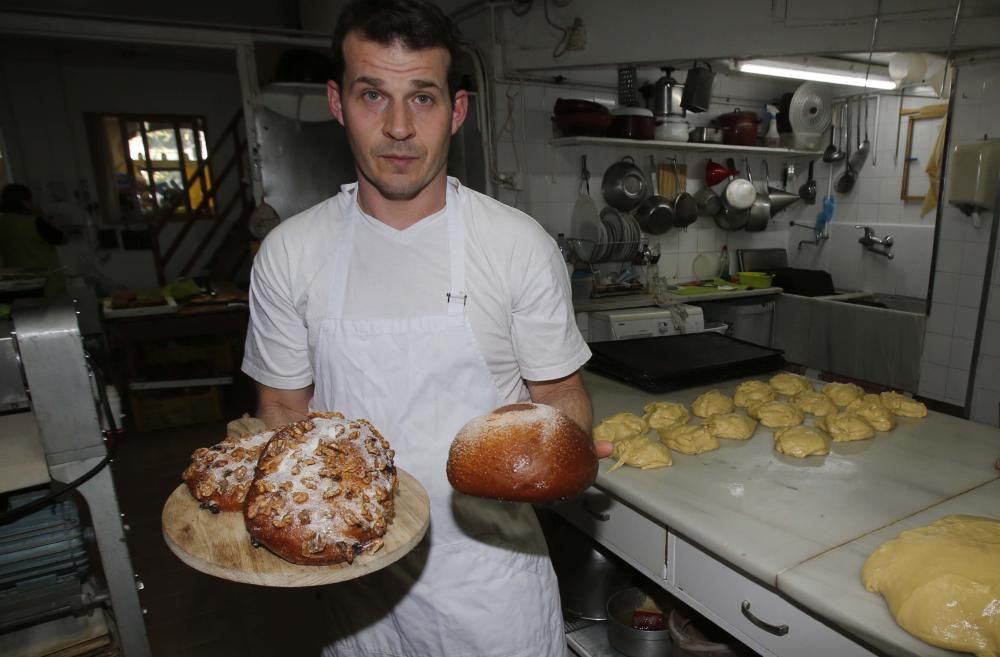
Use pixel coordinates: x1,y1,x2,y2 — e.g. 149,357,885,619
737,59,897,90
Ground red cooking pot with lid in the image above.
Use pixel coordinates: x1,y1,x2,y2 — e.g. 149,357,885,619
717,109,760,146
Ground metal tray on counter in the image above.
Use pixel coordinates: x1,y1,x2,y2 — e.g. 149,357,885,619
586,333,785,394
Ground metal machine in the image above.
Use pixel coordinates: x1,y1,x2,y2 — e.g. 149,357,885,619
0,300,151,657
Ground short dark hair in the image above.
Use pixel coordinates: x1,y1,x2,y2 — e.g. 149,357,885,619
0,184,32,214
331,0,465,100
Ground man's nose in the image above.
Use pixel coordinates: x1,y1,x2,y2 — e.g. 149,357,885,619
383,102,415,141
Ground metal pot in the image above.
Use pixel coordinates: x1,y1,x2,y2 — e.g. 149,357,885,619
643,67,686,119
716,158,752,231
694,185,722,218
718,109,760,146
671,158,698,228
681,61,715,113
745,159,771,232
606,587,674,657
602,156,647,212
635,156,675,235
689,126,723,143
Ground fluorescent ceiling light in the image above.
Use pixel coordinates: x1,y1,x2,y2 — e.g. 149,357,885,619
738,61,897,90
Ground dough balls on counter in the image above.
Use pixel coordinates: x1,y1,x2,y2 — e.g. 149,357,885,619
880,391,929,418
769,373,813,396
691,389,735,418
862,515,1000,657
447,403,598,502
846,395,897,432
658,424,720,455
608,436,673,471
773,426,830,458
734,380,776,408
792,390,839,418
594,412,648,444
747,401,804,428
823,381,865,407
643,401,691,432
704,413,757,440
818,411,876,442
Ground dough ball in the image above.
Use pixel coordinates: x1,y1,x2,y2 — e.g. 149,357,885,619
658,424,720,455
643,401,691,432
608,436,673,471
773,426,830,458
747,401,804,428
769,373,813,396
691,389,735,418
447,403,598,502
793,390,839,417
862,515,1000,656
818,411,876,442
846,396,897,432
734,380,776,408
594,412,648,444
704,413,757,440
880,391,928,418
823,381,865,407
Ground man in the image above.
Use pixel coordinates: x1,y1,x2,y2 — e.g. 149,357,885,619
242,1,609,654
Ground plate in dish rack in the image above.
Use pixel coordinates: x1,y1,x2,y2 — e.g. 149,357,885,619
162,468,429,586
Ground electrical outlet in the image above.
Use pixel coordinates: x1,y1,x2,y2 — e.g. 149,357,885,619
566,18,586,51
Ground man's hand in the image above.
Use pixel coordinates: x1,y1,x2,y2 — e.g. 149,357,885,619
526,372,612,459
256,383,313,428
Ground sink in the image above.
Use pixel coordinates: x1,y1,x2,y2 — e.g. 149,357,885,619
825,292,927,314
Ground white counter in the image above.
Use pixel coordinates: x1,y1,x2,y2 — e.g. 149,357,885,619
573,287,782,313
583,371,1000,657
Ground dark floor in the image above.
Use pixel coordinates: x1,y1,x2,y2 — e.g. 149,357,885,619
111,422,335,657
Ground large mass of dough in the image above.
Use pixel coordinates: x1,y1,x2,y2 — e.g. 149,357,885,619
773,426,830,458
818,411,876,442
594,412,647,443
643,401,691,432
880,391,929,418
793,390,839,417
704,413,757,440
734,380,776,408
691,389,735,418
658,424,720,455
862,515,1000,657
822,381,865,407
608,436,673,471
846,395,897,432
747,400,804,428
769,373,813,396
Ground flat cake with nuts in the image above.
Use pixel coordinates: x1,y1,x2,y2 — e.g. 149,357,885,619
243,412,398,565
183,428,276,513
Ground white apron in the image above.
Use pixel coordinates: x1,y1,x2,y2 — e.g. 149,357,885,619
313,180,565,657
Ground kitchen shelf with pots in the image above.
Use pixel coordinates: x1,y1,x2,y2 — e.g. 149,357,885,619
550,136,822,157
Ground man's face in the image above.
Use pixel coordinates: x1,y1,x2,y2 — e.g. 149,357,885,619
328,33,468,202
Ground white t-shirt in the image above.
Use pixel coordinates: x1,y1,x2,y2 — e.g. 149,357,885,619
241,180,591,404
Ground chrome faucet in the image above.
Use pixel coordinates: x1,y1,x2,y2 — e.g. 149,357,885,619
856,225,894,259
789,220,829,250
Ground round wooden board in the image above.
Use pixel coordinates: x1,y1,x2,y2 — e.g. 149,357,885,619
162,469,429,587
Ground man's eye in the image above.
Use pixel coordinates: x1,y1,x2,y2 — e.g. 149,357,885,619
414,94,434,105
363,90,381,101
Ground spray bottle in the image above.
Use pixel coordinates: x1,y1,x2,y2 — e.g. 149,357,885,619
765,105,781,148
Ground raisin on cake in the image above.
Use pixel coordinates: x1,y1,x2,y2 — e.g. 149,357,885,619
183,429,276,513
244,412,398,565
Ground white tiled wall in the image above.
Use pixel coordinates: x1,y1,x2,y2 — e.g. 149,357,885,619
918,61,1000,416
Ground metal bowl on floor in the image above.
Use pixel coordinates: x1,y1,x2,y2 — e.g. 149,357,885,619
606,587,674,657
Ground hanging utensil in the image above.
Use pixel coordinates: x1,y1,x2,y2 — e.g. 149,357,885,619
850,97,872,172
569,155,600,262
872,95,881,167
705,158,738,187
745,158,771,232
836,101,858,194
634,156,675,235
670,158,699,228
714,158,750,231
601,156,647,212
798,160,817,205
823,104,845,163
767,160,802,216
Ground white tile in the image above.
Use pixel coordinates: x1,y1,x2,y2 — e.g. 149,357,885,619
953,305,980,340
935,239,963,273
945,367,970,403
932,271,960,304
856,203,879,224
678,228,699,252
922,332,952,365
956,275,985,309
878,177,901,204
976,354,1000,391
969,388,999,427
988,286,1000,321
982,320,1000,357
926,302,956,335
938,214,967,242
918,361,948,397
951,337,976,370
857,178,880,204
877,204,902,223
961,241,990,277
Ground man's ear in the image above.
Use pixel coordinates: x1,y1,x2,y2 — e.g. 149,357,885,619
328,80,345,126
450,89,469,135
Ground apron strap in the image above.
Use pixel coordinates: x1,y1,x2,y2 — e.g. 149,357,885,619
445,182,467,324
326,187,358,315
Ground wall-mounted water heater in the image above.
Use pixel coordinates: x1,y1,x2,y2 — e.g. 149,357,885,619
948,139,1000,216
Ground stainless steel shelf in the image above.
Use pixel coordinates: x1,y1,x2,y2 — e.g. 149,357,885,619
566,620,627,657
551,136,823,156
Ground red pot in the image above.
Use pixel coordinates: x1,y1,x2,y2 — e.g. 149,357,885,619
717,110,760,146
608,108,655,140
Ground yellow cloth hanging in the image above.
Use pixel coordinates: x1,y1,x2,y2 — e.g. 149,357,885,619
921,115,948,217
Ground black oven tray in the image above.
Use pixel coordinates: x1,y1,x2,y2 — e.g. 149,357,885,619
586,333,785,394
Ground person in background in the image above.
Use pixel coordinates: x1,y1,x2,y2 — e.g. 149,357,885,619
0,183,66,296
240,1,610,655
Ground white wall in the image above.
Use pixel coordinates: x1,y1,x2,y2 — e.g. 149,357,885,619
0,40,244,288
0,0,292,29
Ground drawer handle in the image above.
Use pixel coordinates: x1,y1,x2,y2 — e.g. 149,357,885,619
741,601,789,636
582,501,610,521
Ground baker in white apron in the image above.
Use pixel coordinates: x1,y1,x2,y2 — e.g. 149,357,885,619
312,181,567,657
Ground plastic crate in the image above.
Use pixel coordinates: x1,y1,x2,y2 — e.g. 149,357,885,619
129,386,223,432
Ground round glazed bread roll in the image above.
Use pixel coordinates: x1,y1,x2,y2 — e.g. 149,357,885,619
747,401,804,428
793,390,838,417
847,395,897,432
818,411,876,442
704,412,757,440
447,403,598,503
643,401,690,432
774,426,830,458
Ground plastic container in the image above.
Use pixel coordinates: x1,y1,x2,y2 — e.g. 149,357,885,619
606,587,674,657
737,271,774,289
669,607,750,657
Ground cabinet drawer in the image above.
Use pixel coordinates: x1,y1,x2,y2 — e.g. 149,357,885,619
554,488,668,582
672,534,876,657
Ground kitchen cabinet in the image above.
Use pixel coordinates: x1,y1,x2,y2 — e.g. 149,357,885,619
559,371,999,657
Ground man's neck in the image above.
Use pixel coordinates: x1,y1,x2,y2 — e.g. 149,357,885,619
356,174,449,231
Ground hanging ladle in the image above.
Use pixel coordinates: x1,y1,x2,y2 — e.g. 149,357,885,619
798,160,817,205
823,104,845,163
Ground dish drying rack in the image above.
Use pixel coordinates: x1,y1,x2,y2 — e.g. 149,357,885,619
568,238,661,298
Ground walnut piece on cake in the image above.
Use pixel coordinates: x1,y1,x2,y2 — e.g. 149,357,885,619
183,429,276,512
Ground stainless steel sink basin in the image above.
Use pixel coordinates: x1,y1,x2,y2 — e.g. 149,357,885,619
827,292,926,314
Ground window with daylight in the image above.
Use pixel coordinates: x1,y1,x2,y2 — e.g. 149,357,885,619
88,114,214,223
